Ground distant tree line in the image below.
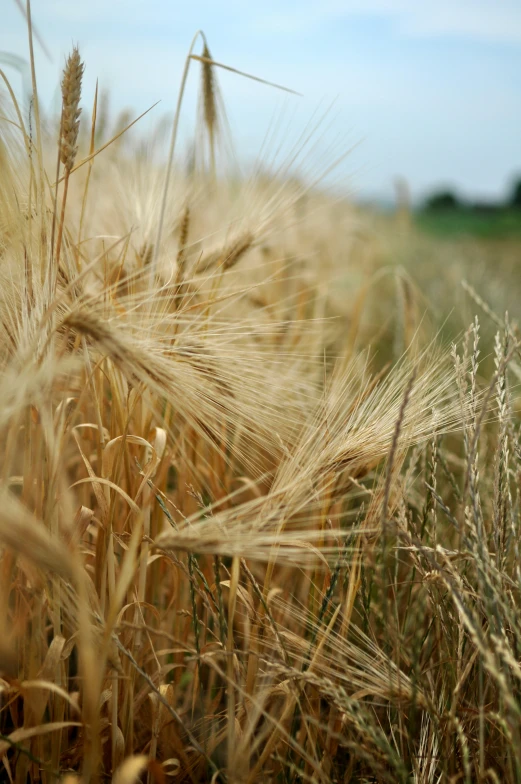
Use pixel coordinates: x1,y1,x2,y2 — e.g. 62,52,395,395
423,176,521,213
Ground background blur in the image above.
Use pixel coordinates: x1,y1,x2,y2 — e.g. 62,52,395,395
2,0,521,209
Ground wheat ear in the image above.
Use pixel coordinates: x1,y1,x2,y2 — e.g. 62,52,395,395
201,42,217,176
55,46,84,270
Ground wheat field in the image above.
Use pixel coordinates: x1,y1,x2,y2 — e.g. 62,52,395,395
1,22,521,784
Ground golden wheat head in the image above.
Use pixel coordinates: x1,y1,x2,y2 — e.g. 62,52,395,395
60,46,84,171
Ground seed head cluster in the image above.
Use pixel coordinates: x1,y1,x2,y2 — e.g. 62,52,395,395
60,46,84,171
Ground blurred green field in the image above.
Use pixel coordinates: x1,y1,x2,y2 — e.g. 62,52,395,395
416,207,521,239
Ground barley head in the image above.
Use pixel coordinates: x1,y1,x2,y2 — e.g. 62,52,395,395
60,46,84,172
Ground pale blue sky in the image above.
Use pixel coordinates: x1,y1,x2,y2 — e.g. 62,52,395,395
2,1,521,203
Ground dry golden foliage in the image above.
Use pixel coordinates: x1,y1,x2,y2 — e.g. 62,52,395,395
0,21,520,784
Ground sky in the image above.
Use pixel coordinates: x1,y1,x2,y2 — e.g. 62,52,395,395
2,0,521,204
